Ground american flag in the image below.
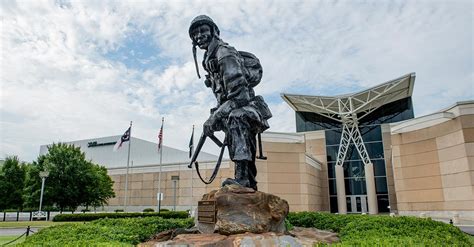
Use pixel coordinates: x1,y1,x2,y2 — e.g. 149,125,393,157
157,119,163,152
113,126,131,151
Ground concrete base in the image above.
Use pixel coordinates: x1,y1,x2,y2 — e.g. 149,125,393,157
81,205,194,213
335,165,347,214
364,163,378,215
398,211,474,222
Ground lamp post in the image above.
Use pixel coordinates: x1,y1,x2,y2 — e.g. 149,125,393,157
34,170,49,220
171,175,179,211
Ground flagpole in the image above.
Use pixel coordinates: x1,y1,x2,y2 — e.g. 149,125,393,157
190,125,194,213
158,117,164,213
124,121,132,212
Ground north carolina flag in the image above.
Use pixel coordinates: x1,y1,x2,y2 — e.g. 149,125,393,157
113,127,131,151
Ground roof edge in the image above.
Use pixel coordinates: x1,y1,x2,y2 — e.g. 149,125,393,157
281,72,416,99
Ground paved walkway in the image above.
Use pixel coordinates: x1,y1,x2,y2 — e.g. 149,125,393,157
431,218,474,235
458,226,474,235
0,227,40,236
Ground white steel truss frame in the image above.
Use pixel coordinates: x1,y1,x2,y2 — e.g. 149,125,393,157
333,78,410,167
335,117,371,167
285,75,412,123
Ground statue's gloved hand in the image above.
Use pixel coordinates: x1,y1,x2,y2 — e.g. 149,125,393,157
203,116,216,136
204,75,211,88
212,100,235,119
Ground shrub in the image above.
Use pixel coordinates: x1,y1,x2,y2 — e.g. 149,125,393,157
287,212,470,246
22,207,37,212
19,206,62,212
287,211,364,232
43,206,60,211
339,216,470,245
52,211,189,222
20,216,194,246
3,209,21,212
284,218,294,231
143,208,155,212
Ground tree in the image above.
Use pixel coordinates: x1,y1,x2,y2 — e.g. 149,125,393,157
83,165,115,209
0,156,27,210
23,143,115,211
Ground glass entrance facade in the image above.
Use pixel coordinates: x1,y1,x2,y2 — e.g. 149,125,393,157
296,97,414,213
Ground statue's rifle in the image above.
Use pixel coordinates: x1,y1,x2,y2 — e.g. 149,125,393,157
256,133,267,160
188,132,226,184
189,131,267,184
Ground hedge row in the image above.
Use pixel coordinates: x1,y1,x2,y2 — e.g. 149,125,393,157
20,216,194,246
52,211,189,222
2,207,61,213
287,212,471,246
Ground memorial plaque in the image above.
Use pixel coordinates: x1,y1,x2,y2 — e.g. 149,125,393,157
197,200,216,223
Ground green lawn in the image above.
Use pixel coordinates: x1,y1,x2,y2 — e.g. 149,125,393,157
0,222,77,246
0,235,26,245
468,234,474,245
288,212,471,246
19,217,194,246
0,221,69,228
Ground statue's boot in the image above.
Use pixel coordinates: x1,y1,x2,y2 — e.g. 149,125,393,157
222,178,239,187
248,163,258,191
222,161,250,188
234,161,250,188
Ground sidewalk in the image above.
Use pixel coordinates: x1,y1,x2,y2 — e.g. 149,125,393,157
431,218,474,235
0,227,40,236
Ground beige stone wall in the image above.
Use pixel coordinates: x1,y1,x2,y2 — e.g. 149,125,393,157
108,163,234,211
105,131,328,212
391,114,474,218
381,124,398,211
304,131,330,211
257,139,325,211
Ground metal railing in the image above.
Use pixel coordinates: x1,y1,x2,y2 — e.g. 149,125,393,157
2,211,51,222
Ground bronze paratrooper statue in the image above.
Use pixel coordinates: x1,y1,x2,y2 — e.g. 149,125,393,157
188,15,272,191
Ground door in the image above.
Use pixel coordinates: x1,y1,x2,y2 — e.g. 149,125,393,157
346,195,368,213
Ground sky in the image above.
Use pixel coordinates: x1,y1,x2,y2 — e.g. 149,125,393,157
1,0,473,162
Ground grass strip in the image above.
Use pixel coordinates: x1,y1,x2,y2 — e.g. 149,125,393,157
18,216,194,246
0,235,27,245
0,221,70,228
288,212,471,246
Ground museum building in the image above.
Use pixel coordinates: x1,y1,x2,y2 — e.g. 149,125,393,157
39,73,474,220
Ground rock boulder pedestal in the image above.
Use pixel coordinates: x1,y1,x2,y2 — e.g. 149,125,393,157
140,185,341,246
146,230,339,246
199,184,289,235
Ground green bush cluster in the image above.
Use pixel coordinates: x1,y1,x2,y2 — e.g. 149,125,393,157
287,212,471,246
52,211,189,222
20,216,194,246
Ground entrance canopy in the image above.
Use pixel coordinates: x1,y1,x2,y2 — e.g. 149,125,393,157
282,73,415,122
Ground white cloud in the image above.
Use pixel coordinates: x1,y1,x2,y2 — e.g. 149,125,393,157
1,0,472,162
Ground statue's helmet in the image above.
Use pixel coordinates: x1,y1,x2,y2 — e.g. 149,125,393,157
189,15,220,41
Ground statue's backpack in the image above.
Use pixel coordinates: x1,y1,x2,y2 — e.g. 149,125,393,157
238,51,263,88
238,51,272,122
